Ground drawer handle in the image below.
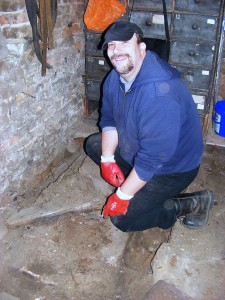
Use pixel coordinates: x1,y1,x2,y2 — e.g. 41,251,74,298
189,51,196,57
192,24,198,30
187,70,193,76
145,20,152,26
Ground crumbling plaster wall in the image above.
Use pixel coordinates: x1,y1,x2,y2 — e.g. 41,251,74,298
0,0,85,204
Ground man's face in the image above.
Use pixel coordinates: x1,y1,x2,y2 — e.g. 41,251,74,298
107,33,146,78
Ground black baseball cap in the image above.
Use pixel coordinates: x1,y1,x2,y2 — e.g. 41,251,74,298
102,21,143,50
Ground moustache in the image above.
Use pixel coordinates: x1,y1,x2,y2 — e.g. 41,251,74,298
110,54,129,60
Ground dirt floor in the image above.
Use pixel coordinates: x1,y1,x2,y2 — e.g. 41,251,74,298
0,120,225,300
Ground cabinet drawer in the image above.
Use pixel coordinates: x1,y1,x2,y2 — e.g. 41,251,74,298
85,32,103,56
86,56,111,79
130,11,172,39
174,65,211,91
170,40,215,67
192,92,208,114
173,13,218,41
175,0,221,16
85,79,102,101
84,99,99,117
129,0,173,12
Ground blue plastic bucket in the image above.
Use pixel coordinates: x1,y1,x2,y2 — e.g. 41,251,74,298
213,100,225,137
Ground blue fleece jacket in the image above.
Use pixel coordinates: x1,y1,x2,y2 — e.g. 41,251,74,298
100,51,204,181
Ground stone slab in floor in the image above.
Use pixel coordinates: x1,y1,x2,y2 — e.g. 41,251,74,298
143,280,194,300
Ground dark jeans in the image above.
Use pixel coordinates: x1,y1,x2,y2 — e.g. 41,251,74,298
84,132,200,232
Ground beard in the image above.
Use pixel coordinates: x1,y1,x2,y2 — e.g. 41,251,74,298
110,54,134,75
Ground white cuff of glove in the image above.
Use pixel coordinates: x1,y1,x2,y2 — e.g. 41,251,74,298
116,187,133,200
101,155,115,162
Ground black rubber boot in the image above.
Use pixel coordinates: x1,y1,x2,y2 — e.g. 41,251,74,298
173,190,214,229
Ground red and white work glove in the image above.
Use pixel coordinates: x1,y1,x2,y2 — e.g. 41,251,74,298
103,187,133,218
100,155,125,187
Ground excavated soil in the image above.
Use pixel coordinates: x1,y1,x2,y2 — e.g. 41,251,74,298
0,134,225,299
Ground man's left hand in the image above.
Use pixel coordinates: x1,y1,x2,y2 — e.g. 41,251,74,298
103,193,130,218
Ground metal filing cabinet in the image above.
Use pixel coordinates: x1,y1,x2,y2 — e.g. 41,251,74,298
84,0,225,132
84,32,111,115
171,0,224,129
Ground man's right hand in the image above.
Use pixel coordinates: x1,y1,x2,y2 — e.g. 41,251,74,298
100,162,125,187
